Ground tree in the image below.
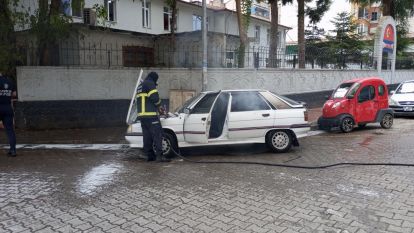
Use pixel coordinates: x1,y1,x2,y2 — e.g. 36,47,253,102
268,0,279,67
30,0,74,65
235,0,252,68
0,0,29,77
283,0,331,68
267,0,291,68
165,0,177,49
305,23,327,68
326,12,364,69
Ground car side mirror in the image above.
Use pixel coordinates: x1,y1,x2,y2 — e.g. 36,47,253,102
324,95,330,100
184,108,191,115
390,90,395,95
346,95,354,99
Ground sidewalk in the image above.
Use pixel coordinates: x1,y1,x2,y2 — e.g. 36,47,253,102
0,108,323,145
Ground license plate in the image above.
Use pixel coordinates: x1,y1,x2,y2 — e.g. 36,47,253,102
403,106,413,112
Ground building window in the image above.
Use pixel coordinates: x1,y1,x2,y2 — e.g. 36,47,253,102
266,29,270,45
142,0,151,28
371,12,378,21
255,25,260,43
278,32,282,47
164,7,171,31
123,46,154,67
358,7,368,19
192,14,202,31
104,0,116,21
71,0,82,17
357,24,368,35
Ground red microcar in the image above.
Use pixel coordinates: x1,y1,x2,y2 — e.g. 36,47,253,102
318,77,394,133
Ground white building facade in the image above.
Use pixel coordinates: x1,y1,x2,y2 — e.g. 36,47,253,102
18,0,289,68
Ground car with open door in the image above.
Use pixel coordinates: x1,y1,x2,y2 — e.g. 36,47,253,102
318,77,394,133
388,80,414,116
126,88,310,157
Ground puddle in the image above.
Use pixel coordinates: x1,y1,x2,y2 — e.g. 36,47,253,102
76,163,123,196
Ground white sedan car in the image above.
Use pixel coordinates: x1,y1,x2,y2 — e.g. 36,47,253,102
126,89,310,157
389,80,414,116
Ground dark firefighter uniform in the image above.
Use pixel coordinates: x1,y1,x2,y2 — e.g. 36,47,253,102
0,75,17,157
137,72,169,162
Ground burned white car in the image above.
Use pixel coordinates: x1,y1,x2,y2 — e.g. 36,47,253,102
126,88,310,157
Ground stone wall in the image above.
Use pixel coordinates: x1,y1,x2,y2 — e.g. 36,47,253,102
16,66,414,129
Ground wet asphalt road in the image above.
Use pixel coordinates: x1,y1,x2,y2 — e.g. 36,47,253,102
1,117,414,232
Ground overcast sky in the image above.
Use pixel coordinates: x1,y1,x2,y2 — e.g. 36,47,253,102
280,0,352,42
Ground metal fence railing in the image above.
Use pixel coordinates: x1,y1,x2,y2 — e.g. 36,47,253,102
18,42,414,70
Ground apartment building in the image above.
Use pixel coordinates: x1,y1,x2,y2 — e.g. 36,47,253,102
351,3,414,39
19,0,289,67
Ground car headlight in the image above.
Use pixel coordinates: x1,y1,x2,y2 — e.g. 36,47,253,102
388,98,398,106
127,125,133,133
332,102,341,109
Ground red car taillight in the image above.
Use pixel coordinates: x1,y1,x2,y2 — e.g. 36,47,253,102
304,110,309,122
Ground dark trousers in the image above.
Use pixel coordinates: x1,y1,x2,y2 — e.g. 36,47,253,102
140,117,163,160
0,105,16,151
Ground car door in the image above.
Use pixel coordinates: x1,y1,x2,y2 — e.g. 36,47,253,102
183,92,219,143
355,85,377,123
228,91,273,139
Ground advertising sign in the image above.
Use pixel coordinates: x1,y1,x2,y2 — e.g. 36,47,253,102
383,24,395,53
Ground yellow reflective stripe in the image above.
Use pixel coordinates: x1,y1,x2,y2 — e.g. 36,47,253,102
137,91,158,116
138,112,157,116
148,89,158,96
155,99,161,105
141,95,146,114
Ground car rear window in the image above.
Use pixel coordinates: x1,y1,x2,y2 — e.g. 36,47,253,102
260,92,293,109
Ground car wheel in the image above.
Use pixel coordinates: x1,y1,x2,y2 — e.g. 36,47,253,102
358,123,367,129
380,113,393,129
266,130,293,153
340,117,354,133
162,132,178,158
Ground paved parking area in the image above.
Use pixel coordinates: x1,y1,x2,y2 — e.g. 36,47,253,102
1,117,414,233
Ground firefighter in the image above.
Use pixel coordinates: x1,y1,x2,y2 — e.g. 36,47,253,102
0,71,17,157
137,72,170,162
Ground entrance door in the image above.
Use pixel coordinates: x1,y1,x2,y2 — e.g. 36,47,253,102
183,92,219,143
356,85,378,123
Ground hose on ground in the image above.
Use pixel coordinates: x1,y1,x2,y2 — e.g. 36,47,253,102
170,147,414,169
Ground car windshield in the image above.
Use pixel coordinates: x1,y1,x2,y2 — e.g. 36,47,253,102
396,82,414,94
175,94,203,113
332,82,356,99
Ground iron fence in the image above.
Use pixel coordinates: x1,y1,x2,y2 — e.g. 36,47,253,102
18,42,413,70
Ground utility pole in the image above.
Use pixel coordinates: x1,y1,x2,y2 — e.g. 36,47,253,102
202,0,208,91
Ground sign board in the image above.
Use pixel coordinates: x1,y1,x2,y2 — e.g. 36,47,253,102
383,24,395,53
374,16,397,82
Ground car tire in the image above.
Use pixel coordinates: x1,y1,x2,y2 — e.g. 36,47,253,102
266,130,293,153
162,132,178,158
340,117,354,133
380,113,393,129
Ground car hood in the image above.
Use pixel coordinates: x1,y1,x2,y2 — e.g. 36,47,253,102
391,93,414,102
